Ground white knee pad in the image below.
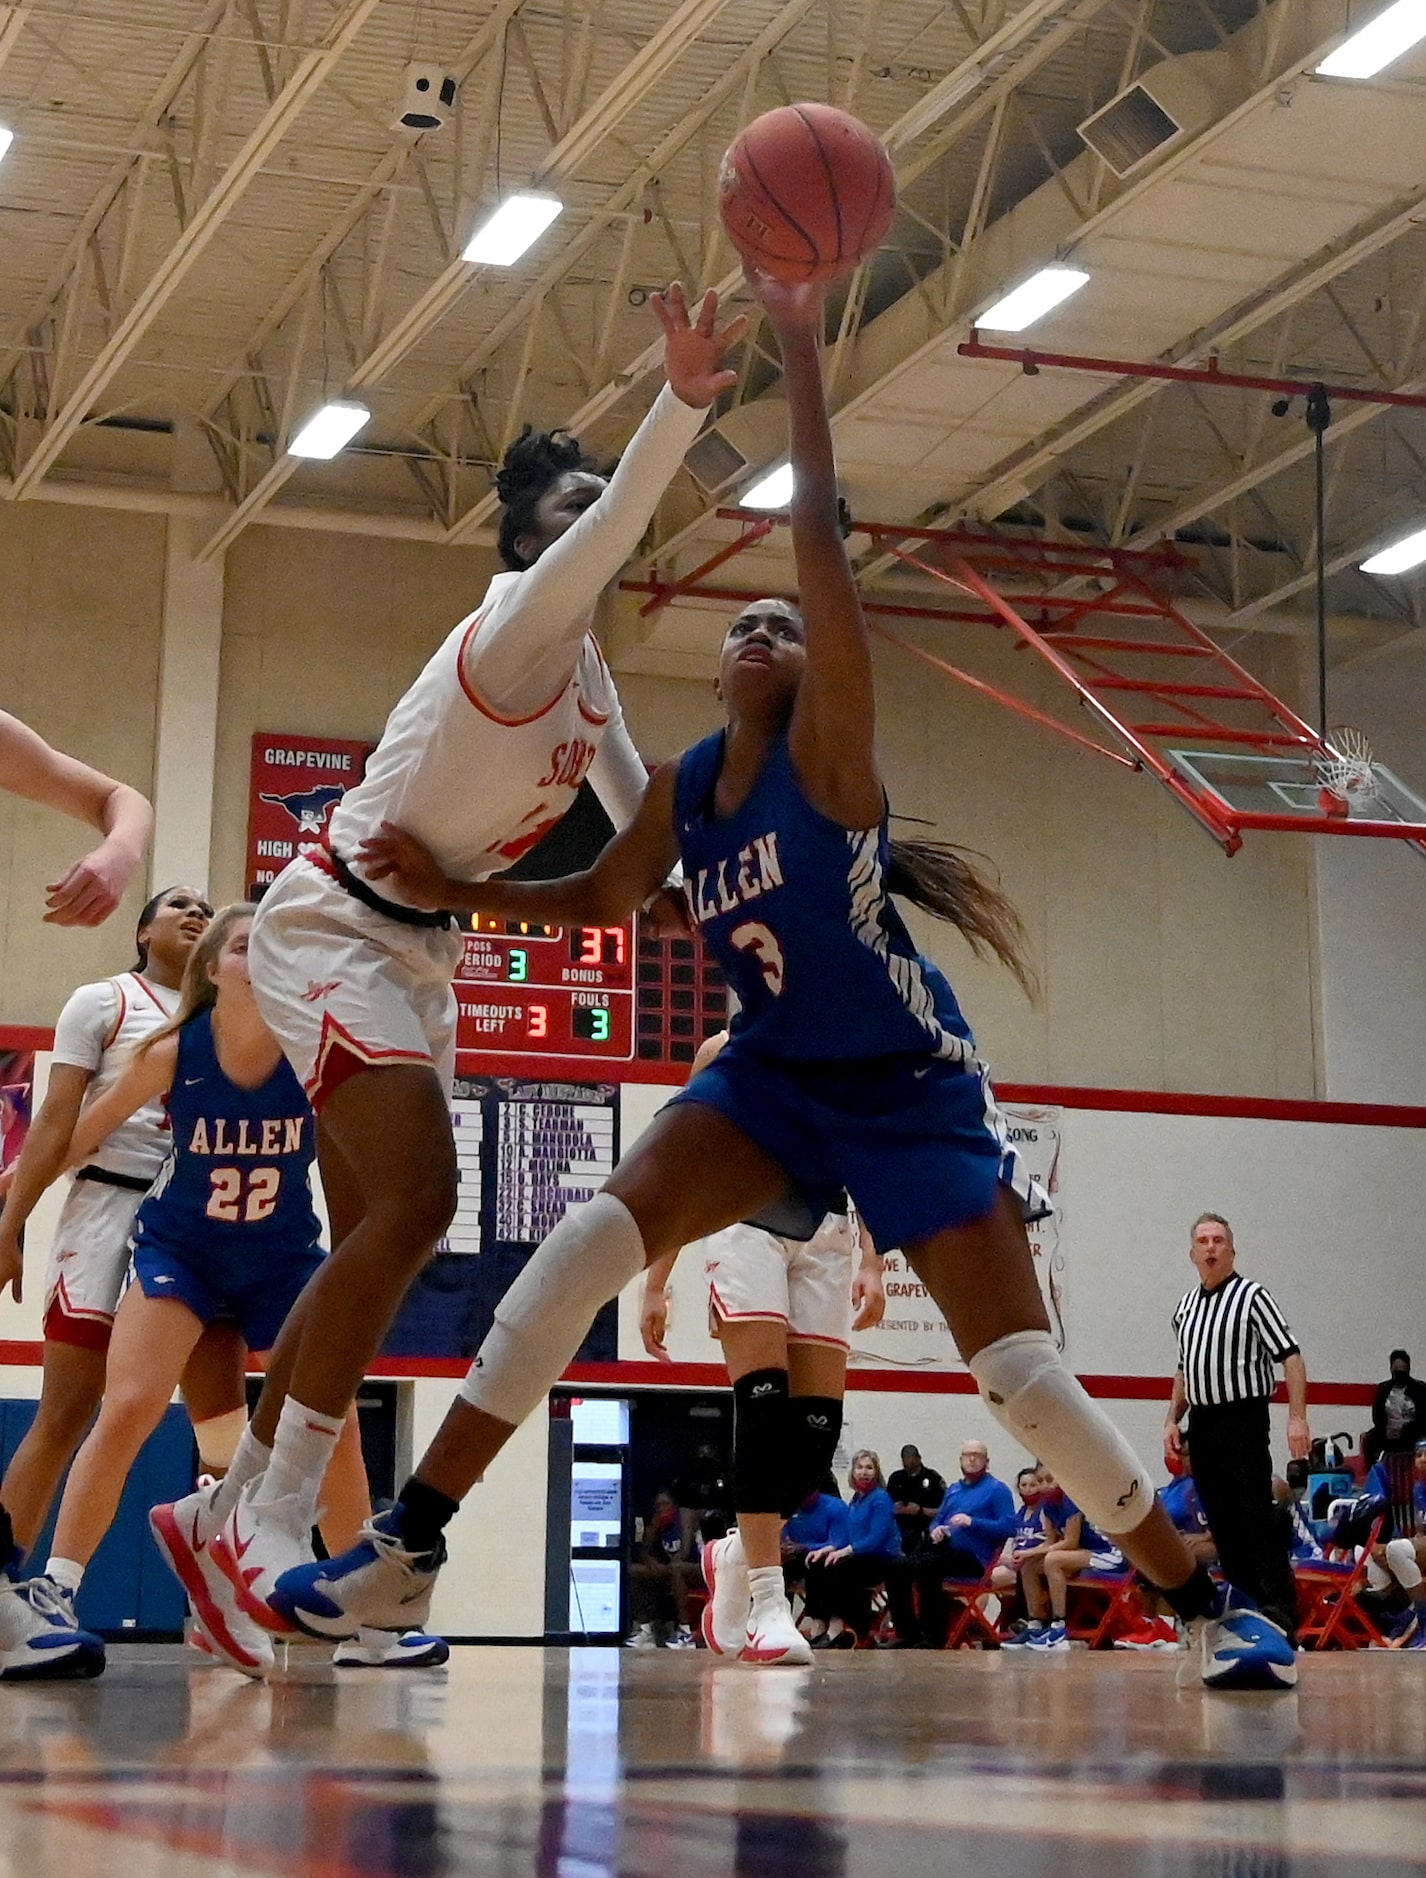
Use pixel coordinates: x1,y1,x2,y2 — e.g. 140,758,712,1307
968,1330,1155,1537
459,1192,647,1428
191,1406,248,1473
1366,1554,1392,1591
1386,1536,1422,1590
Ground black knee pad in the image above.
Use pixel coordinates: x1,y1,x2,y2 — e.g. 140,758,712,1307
782,1396,843,1516
732,1368,791,1514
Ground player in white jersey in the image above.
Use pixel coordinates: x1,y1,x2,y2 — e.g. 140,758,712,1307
0,709,152,927
189,284,746,1624
639,1032,884,1663
0,890,253,1599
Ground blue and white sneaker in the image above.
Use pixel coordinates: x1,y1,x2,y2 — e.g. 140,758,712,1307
331,1627,450,1668
269,1507,445,1639
999,1621,1045,1649
1401,1615,1426,1650
0,1574,105,1682
1022,1619,1071,1653
1183,1591,1297,1690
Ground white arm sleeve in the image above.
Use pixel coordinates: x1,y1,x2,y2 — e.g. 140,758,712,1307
585,696,650,835
50,980,119,1073
463,385,706,719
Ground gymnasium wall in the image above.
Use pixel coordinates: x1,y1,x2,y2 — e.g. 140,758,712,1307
0,504,167,1023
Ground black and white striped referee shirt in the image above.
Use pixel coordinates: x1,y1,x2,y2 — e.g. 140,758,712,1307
1172,1272,1300,1407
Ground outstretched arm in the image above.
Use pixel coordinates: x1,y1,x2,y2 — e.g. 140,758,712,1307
62,1035,178,1171
749,275,881,830
0,711,152,926
356,763,681,929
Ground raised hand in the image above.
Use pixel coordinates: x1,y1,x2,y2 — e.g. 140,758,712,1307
741,259,825,336
45,838,137,926
354,821,454,911
651,282,748,409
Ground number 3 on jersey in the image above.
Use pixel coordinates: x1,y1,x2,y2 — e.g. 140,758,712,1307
729,921,786,995
207,1166,281,1223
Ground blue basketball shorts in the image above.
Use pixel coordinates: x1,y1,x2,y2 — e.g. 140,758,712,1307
132,1235,324,1352
669,1046,1050,1252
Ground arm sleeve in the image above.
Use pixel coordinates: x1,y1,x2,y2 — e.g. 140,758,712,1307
462,386,707,717
49,981,119,1072
585,696,650,835
1249,1285,1299,1362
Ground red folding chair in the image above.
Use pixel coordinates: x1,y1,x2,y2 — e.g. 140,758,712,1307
943,1562,1004,1649
1297,1514,1387,1650
1067,1569,1144,1649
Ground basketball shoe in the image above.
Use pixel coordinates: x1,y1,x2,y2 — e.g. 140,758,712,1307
150,1487,273,1677
211,1482,317,1639
1179,1590,1297,1690
741,1572,813,1666
701,1529,751,1657
331,1628,450,1669
1022,1619,1071,1653
269,1506,444,1638
0,1575,105,1682
1112,1615,1180,1652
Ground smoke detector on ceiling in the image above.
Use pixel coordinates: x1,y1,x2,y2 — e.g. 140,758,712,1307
393,64,457,135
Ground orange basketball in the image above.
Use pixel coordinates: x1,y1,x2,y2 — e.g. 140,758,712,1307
718,103,896,285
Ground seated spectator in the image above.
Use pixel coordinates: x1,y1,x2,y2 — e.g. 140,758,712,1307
672,1440,732,1550
1359,1441,1426,1648
888,1439,1015,1649
887,1444,946,1553
991,1464,1050,1636
801,1449,903,1649
1365,1351,1426,1466
627,1490,700,1650
782,1486,850,1612
1013,1473,1126,1654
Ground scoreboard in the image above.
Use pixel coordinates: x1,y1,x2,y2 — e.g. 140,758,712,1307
455,918,635,1062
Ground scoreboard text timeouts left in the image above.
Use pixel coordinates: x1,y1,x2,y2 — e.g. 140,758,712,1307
455,919,634,1061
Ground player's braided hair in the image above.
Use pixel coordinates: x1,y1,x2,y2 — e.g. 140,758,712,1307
495,425,601,571
887,837,1037,1001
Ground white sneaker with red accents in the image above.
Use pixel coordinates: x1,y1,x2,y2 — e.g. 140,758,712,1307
741,1593,813,1667
701,1530,751,1657
150,1487,273,1678
210,1483,322,1640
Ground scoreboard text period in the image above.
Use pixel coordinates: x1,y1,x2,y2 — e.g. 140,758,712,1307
455,919,634,1060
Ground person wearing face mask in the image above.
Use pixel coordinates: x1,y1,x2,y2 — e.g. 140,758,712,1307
1367,1351,1426,1466
798,1449,901,1649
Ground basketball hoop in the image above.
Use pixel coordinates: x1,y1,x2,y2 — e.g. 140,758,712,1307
1315,727,1378,816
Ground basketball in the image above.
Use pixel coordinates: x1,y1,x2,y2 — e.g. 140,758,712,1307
718,103,896,284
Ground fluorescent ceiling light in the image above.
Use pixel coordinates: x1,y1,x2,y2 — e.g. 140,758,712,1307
1361,525,1426,576
1316,1,1426,79
0,126,13,166
462,193,563,265
288,400,371,460
742,463,794,509
978,265,1090,333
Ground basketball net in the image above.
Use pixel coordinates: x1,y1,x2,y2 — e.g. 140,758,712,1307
1314,726,1378,817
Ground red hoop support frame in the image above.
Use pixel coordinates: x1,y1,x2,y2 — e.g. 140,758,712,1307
623,510,1426,860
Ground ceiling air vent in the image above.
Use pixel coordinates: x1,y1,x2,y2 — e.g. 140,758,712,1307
684,427,748,496
1079,84,1184,178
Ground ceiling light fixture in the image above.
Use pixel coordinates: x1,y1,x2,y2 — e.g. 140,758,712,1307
288,400,372,460
742,463,794,509
462,193,564,266
1361,524,1426,576
1316,1,1426,79
977,265,1090,333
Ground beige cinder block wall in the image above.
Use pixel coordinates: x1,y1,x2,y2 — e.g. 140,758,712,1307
0,505,166,1025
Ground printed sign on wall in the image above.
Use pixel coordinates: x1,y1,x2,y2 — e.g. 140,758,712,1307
247,732,374,896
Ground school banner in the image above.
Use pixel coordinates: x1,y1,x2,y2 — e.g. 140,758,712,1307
0,1050,35,1176
247,732,374,897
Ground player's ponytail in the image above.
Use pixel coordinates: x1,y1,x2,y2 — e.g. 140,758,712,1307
887,838,1037,1001
134,903,257,1061
495,425,601,570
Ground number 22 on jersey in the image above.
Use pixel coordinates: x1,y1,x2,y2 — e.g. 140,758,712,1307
207,1166,281,1222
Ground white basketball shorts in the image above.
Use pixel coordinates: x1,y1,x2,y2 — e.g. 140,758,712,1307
704,1211,855,1351
42,1177,147,1342
248,858,464,1112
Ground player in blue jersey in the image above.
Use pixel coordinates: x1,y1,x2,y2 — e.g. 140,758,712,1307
268,269,1296,1692
0,905,408,1681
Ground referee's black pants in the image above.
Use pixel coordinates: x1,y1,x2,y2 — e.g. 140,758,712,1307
1187,1398,1298,1638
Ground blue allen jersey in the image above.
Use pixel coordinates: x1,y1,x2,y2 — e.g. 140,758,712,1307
676,731,977,1065
134,1008,321,1258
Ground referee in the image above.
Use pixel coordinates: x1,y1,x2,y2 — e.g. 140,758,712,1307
1164,1212,1310,1639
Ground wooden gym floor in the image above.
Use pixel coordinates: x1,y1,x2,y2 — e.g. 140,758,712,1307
0,1643,1423,1876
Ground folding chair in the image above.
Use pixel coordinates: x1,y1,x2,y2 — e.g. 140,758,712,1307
1297,1514,1387,1650
1068,1569,1144,1649
943,1563,1003,1649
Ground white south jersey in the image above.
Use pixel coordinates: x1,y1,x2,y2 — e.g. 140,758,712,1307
327,618,618,888
49,971,180,1180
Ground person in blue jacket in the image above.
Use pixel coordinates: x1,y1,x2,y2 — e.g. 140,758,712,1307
799,1449,902,1647
888,1439,1015,1647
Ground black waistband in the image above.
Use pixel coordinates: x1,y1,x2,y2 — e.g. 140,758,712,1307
74,1164,151,1194
326,847,455,930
